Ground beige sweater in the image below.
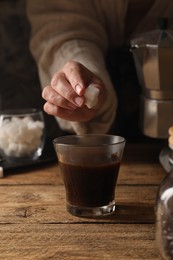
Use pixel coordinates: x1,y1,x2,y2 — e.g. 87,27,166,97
27,0,173,134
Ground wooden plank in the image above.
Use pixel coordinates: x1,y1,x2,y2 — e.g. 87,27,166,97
118,163,165,185
0,185,158,224
0,164,61,185
0,143,166,187
0,223,160,260
0,162,165,186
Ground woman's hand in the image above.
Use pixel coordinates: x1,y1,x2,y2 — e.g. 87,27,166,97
42,60,107,122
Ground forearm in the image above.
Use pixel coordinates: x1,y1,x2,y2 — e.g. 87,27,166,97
27,0,117,134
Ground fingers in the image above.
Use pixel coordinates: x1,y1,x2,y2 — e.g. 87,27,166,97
43,73,85,108
63,61,86,95
42,86,77,110
42,60,107,123
50,71,85,107
51,61,90,95
43,101,95,122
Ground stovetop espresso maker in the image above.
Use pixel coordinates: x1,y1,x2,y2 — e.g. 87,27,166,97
131,18,173,139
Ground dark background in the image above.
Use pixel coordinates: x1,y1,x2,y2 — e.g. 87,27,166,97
0,0,63,139
0,0,164,143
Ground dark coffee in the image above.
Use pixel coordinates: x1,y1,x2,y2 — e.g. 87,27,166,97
59,158,120,207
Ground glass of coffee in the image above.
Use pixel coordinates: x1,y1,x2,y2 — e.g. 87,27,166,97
53,134,126,218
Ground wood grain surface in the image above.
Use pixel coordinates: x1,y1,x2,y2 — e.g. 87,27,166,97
0,143,166,259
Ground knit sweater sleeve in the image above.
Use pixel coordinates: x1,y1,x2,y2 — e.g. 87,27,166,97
26,0,117,134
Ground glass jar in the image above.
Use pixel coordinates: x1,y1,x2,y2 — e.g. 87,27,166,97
156,173,173,259
156,147,173,259
0,108,45,161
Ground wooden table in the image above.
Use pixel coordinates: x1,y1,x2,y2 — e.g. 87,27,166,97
0,143,167,259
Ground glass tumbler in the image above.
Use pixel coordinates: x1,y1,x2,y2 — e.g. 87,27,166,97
53,134,126,218
0,108,45,161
